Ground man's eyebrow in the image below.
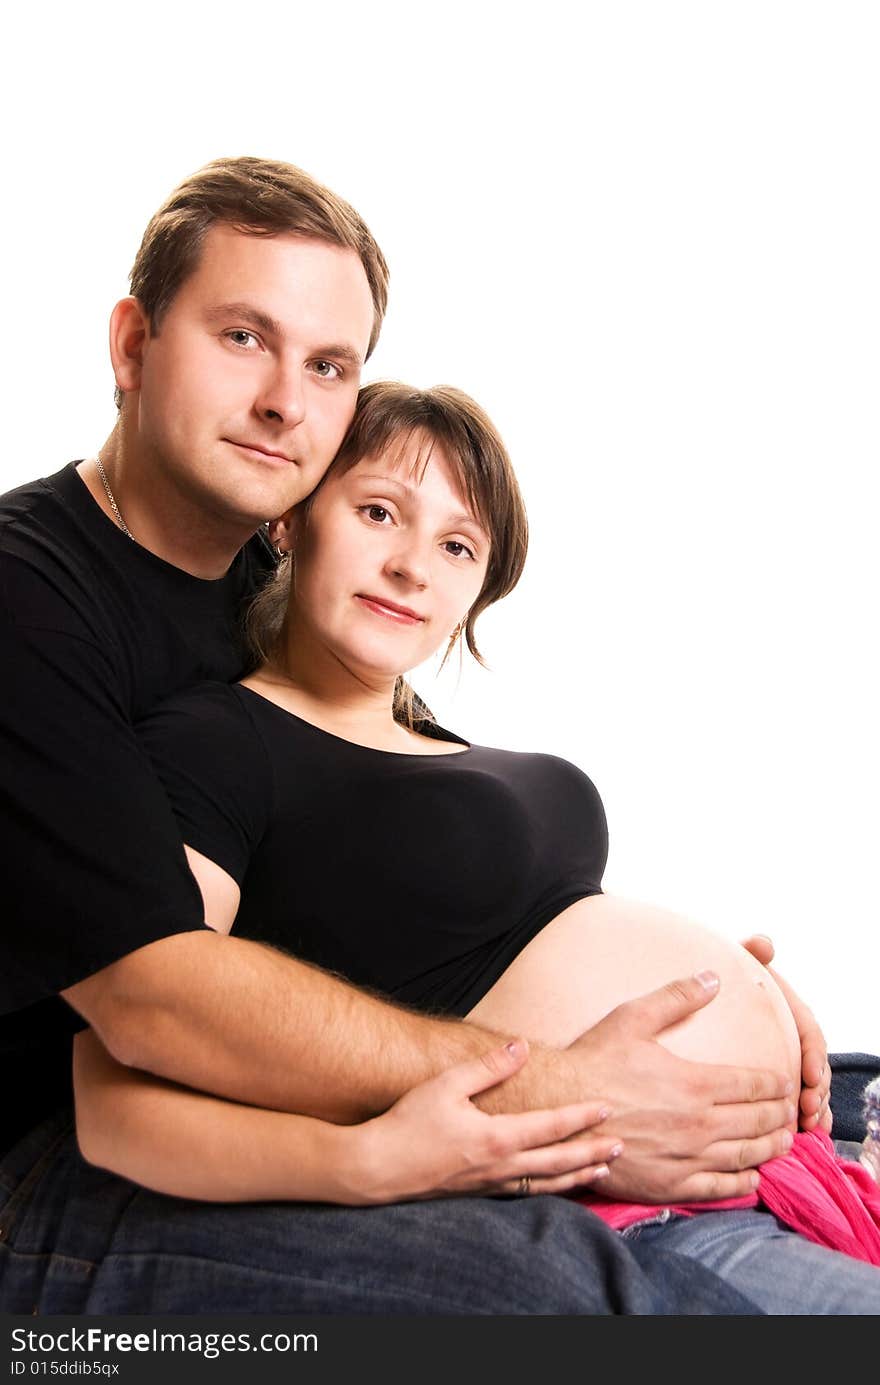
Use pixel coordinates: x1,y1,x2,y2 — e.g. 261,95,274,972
204,302,282,336
204,303,364,366
312,342,364,368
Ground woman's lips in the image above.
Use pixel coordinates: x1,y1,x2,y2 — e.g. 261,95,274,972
355,595,425,625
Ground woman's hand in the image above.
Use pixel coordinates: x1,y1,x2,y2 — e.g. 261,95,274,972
740,934,832,1133
350,1038,622,1204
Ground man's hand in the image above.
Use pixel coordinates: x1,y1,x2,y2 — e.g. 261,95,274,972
564,972,796,1203
740,934,832,1133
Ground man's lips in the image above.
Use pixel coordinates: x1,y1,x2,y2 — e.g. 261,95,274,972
356,595,425,624
226,439,297,464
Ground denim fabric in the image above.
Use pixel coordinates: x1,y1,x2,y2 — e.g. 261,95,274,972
0,1110,759,1315
625,1207,880,1313
4,1057,876,1316
829,1053,880,1143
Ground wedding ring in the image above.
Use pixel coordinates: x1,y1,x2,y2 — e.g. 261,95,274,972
518,1175,531,1196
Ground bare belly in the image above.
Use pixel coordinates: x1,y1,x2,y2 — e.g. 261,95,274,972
468,894,802,1089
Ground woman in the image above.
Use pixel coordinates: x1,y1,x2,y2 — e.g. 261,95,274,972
74,383,880,1300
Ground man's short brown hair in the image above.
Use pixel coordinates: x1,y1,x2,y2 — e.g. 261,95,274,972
118,156,389,404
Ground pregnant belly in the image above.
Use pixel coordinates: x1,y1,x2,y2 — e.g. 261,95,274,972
468,894,802,1091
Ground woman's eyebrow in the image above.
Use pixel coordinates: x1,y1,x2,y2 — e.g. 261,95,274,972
354,474,411,493
354,475,486,534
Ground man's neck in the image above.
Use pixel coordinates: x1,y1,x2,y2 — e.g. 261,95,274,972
78,427,253,580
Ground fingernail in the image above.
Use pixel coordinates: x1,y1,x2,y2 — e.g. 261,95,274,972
608,1143,624,1159
785,1103,797,1124
592,1165,610,1180
748,1171,760,1190
505,1039,523,1057
782,1130,794,1151
597,1107,611,1122
694,970,719,990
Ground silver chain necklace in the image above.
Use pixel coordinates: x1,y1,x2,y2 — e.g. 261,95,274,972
94,455,134,540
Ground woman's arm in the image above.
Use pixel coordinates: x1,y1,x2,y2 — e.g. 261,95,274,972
182,845,238,932
72,1028,622,1204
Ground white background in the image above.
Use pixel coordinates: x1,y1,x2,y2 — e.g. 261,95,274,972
3,2,877,1050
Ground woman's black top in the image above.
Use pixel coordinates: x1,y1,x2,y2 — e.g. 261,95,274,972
138,683,607,1016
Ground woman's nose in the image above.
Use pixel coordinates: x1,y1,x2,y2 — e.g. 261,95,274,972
385,539,429,588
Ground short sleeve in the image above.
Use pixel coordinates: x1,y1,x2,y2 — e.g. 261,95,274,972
137,684,273,885
0,558,211,1012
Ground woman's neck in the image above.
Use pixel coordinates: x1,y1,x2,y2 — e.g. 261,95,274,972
245,641,415,753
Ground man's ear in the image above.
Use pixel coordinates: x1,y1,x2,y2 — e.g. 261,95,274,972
109,297,150,397
268,509,296,552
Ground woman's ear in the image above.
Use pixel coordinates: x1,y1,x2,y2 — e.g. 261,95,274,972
268,510,296,552
109,297,150,397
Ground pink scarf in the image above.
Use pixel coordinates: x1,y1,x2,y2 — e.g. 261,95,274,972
577,1129,880,1265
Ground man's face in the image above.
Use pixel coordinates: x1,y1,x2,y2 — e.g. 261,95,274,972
131,224,376,533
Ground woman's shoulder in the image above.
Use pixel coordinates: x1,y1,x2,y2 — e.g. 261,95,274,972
140,677,247,720
136,680,264,758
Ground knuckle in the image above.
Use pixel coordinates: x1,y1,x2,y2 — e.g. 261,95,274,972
478,1050,504,1080
694,1111,715,1147
483,1130,506,1160
665,978,692,1006
547,1113,568,1142
485,1130,507,1163
700,1172,722,1200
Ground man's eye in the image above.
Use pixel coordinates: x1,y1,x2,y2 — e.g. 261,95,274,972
225,330,259,349
311,360,342,379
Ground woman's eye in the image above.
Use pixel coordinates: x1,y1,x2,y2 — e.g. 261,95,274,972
444,541,474,560
366,505,390,523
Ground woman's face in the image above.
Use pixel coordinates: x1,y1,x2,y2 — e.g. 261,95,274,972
280,433,490,683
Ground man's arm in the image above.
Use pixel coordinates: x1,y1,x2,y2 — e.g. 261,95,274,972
64,929,496,1123
64,942,794,1201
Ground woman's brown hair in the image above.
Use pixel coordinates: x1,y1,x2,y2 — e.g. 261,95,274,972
248,381,529,725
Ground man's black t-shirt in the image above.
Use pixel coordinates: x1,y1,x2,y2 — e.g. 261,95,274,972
0,464,274,1153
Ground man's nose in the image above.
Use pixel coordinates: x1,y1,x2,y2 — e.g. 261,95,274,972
254,360,306,428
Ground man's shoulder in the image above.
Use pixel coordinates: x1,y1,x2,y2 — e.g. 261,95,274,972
0,464,108,630
0,463,95,573
0,462,78,526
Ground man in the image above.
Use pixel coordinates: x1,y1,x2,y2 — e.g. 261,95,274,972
0,155,841,1314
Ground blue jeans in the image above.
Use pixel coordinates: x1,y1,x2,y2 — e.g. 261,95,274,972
624,1210,880,1314
830,1053,880,1142
0,1109,757,1315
